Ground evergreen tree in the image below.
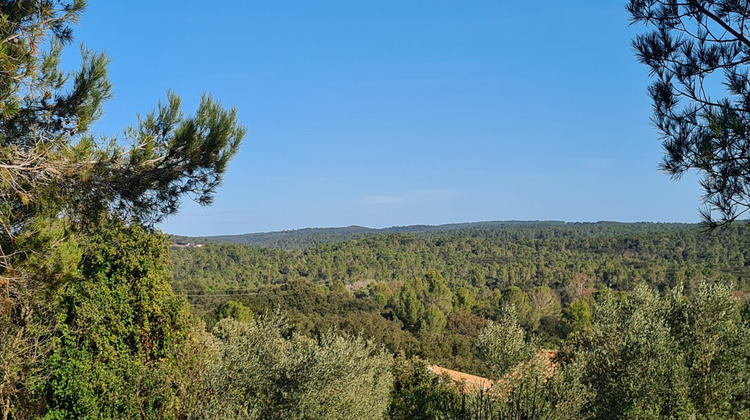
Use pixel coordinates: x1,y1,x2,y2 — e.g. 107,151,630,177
628,0,750,227
0,0,245,287
0,2,245,417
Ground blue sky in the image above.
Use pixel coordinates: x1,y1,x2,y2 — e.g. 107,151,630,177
68,1,703,235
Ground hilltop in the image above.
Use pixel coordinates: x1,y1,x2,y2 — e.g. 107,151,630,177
169,220,697,249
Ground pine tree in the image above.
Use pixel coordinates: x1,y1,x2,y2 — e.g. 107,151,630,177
628,0,750,227
0,2,245,417
0,0,245,287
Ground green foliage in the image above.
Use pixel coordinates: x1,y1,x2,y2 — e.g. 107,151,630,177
528,286,561,320
387,355,463,420
562,298,592,335
464,358,590,420
453,287,476,313
392,281,424,332
390,271,453,334
7,5,750,418
0,2,244,418
476,306,534,378
37,221,195,419
214,300,253,324
581,287,691,418
387,350,590,420
208,315,393,420
420,306,447,335
528,285,562,336
563,284,750,419
1,0,245,282
420,270,453,313
103,92,246,225
172,222,750,382
668,283,750,418
173,223,750,305
500,286,534,330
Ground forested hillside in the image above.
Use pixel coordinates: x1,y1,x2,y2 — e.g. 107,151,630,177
179,221,568,249
171,222,750,375
173,222,750,297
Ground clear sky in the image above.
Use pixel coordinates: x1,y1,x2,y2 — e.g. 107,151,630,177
67,1,704,236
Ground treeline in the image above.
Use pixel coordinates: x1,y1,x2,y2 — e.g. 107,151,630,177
182,221,571,249
174,223,750,299
171,223,750,376
182,220,695,249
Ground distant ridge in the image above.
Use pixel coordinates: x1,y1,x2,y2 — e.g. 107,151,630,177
170,220,695,249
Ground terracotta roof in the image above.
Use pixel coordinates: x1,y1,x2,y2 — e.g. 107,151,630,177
428,350,558,395
537,350,556,378
427,365,494,393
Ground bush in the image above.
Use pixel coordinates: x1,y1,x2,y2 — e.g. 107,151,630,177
207,315,393,419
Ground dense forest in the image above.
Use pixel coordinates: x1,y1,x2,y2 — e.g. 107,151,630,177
173,221,570,249
174,222,750,296
171,222,750,376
